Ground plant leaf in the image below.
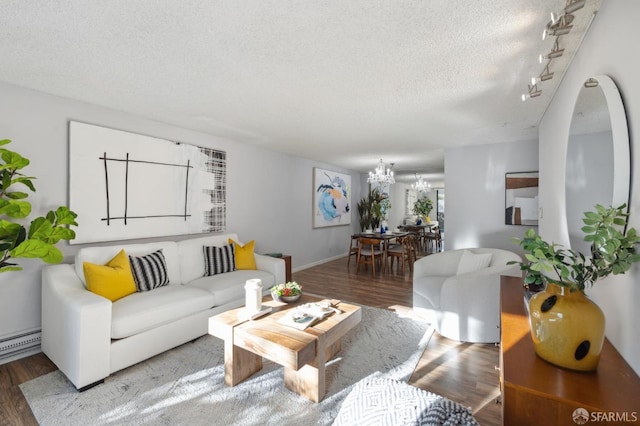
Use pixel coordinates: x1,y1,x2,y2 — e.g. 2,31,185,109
0,200,31,218
53,206,79,226
0,149,30,170
9,239,63,263
0,265,23,272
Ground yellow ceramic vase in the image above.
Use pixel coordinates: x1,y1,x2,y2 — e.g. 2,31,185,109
528,283,605,371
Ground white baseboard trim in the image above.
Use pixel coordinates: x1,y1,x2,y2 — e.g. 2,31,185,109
292,252,347,273
0,328,41,365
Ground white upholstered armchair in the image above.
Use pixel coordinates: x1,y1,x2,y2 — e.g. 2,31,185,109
412,248,522,343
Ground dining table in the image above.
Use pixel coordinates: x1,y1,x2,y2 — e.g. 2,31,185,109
352,231,409,272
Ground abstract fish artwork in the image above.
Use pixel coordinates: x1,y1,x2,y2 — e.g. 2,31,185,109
313,168,352,228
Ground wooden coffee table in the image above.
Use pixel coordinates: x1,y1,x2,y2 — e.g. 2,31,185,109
208,294,361,402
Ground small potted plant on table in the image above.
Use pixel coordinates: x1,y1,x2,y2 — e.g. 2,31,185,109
271,281,302,303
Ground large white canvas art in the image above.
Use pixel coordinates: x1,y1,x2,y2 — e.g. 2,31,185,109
69,121,226,244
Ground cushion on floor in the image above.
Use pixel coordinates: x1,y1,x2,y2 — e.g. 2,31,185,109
333,376,479,426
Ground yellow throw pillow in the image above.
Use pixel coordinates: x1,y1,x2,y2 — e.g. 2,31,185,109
228,239,257,270
83,249,137,302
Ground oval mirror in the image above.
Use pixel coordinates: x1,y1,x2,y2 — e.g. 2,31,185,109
565,75,630,254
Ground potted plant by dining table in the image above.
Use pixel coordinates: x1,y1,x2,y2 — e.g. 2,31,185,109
412,196,433,224
510,203,640,371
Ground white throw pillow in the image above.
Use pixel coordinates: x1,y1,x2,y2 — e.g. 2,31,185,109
456,250,492,275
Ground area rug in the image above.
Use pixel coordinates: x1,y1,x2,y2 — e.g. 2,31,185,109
21,306,434,426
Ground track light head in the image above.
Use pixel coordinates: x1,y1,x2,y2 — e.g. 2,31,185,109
584,78,599,88
546,13,574,37
565,0,586,14
522,84,542,101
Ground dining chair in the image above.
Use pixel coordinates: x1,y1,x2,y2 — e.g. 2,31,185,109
356,237,385,276
425,226,443,252
347,234,359,268
387,235,411,274
404,233,418,267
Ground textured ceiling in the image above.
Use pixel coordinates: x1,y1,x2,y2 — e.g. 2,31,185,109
0,1,600,185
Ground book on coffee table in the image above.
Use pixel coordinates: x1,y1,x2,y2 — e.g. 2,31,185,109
277,302,340,331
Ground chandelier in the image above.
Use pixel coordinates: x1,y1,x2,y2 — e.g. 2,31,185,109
412,174,431,192
367,159,395,185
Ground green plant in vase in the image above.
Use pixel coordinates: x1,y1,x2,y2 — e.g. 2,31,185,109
412,195,433,223
511,204,640,292
357,188,388,231
509,203,640,371
0,139,78,272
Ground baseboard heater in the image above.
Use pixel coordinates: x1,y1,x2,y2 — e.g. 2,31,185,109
0,329,41,363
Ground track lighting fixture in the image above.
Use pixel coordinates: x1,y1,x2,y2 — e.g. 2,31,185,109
521,84,542,102
539,39,564,63
531,64,554,86
584,78,599,88
543,13,574,39
565,0,586,14
525,3,587,101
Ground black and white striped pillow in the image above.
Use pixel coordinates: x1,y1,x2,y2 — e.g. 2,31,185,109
203,244,236,276
129,249,170,292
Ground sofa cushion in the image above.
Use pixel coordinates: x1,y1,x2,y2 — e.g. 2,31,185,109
129,249,170,292
204,244,236,276
188,269,276,306
456,250,492,275
75,241,181,286
229,239,257,270
178,233,240,284
111,285,215,339
83,249,137,302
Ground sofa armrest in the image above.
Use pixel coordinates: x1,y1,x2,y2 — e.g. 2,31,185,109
41,264,112,389
255,254,286,284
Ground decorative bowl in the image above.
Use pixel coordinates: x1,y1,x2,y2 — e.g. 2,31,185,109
271,291,301,303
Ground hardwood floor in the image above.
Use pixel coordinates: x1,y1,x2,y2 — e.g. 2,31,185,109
296,256,502,426
0,254,502,426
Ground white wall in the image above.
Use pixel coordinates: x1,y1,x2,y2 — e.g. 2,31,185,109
538,0,640,374
0,82,361,343
444,139,538,251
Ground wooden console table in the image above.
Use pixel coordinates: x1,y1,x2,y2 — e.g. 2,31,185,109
500,276,640,425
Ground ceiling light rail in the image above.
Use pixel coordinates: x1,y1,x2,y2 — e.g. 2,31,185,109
522,0,586,102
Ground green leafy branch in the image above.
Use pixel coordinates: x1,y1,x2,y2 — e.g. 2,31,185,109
0,139,78,273
510,204,640,292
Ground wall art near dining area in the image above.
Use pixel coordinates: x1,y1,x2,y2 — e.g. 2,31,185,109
505,171,539,226
313,167,351,228
69,121,226,244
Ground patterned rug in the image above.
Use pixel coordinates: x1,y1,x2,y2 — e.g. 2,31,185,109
21,306,434,426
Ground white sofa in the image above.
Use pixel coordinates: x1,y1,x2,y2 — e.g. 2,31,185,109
412,248,521,343
41,233,286,390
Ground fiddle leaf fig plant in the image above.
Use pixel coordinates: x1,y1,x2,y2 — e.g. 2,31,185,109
0,139,78,272
510,204,640,292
